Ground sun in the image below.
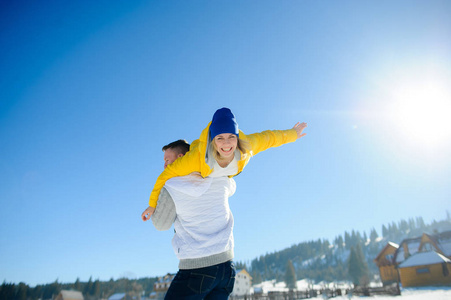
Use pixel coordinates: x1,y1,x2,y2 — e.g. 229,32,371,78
388,81,451,147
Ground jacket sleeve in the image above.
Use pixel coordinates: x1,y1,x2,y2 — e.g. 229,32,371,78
148,142,202,207
245,129,298,156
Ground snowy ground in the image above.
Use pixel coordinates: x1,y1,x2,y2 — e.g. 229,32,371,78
338,287,451,299
252,280,451,299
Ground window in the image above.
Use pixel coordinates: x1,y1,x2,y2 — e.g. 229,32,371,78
422,243,433,251
416,268,430,274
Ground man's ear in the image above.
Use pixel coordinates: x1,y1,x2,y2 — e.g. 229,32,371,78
178,153,184,158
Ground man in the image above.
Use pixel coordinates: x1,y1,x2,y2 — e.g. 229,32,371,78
162,140,189,169
144,139,236,300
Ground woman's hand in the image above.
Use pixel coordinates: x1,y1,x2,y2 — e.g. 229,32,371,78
141,206,156,221
292,122,307,139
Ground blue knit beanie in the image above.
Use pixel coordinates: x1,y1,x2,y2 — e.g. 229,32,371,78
209,107,239,139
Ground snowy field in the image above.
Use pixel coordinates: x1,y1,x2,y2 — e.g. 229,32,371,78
252,280,451,299
251,288,451,300
342,287,451,299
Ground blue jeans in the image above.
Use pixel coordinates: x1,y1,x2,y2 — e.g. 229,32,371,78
164,261,236,300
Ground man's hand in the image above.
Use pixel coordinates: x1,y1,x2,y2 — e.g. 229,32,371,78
189,171,203,178
141,206,156,221
292,122,307,139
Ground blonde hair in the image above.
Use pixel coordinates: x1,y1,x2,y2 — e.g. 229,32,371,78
211,137,251,161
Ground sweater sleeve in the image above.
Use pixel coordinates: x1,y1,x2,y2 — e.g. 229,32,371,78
148,142,202,207
151,187,176,231
245,129,298,156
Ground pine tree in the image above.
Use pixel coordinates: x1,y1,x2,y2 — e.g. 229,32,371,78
348,247,360,285
252,271,262,285
390,222,398,236
16,283,28,300
92,280,100,298
0,282,16,300
382,224,388,237
335,235,344,249
355,243,369,280
235,261,247,270
399,219,409,233
84,277,93,296
348,244,369,286
370,228,378,242
74,278,81,292
42,280,60,300
344,231,351,249
408,218,416,231
31,285,43,300
351,230,357,248
284,260,297,290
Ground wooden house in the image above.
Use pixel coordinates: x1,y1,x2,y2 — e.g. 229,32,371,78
55,290,84,300
107,293,128,300
152,273,175,300
374,242,400,285
231,269,252,297
375,231,451,287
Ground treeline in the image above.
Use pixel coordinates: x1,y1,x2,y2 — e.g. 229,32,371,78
0,276,158,300
239,214,451,284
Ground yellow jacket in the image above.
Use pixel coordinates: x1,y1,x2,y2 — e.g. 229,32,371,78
148,122,298,207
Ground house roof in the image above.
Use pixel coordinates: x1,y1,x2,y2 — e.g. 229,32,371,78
156,273,175,284
108,293,126,300
388,241,399,248
236,269,252,279
374,242,399,262
59,290,84,300
398,251,451,268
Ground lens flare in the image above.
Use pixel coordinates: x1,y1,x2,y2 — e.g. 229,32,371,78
388,82,451,146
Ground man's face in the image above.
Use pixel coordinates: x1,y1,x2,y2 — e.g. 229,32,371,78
164,148,182,169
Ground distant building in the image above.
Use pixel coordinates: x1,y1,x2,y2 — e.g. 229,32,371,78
152,273,175,300
231,269,252,297
374,231,451,288
107,293,127,300
55,290,84,300
374,242,400,285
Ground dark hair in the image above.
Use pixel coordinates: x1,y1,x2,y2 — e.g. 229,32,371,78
162,139,190,156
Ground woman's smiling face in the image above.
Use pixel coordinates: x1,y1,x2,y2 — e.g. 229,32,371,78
213,133,238,159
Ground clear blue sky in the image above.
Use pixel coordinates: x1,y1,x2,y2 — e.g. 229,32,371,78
1,0,450,287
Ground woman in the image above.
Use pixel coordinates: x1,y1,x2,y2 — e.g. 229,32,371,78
142,107,307,220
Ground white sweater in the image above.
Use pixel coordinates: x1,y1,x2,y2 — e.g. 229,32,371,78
162,174,236,269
